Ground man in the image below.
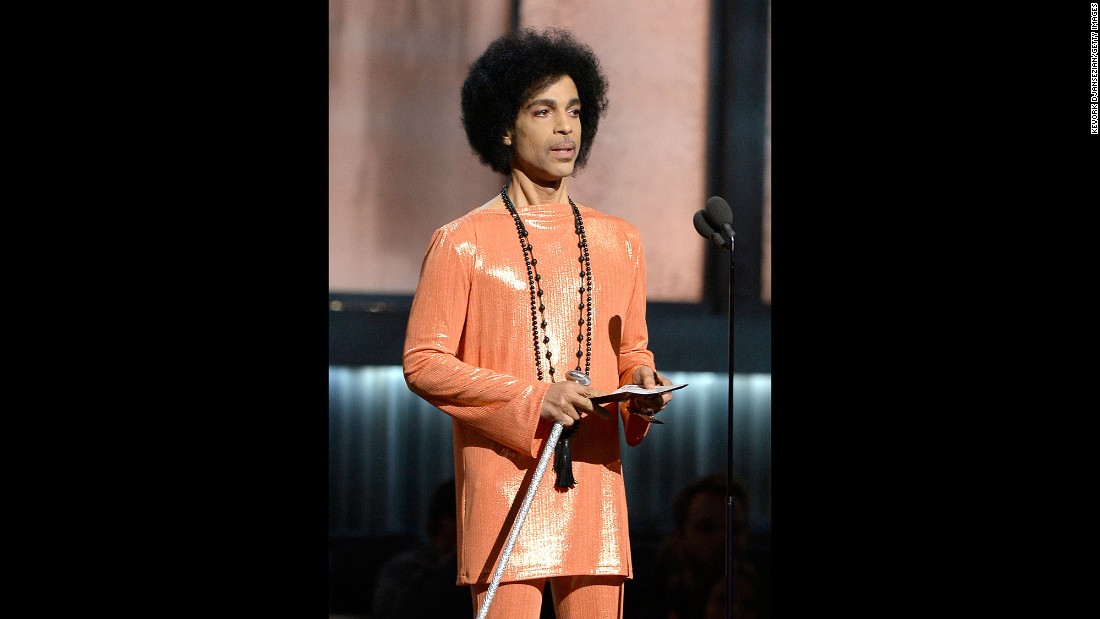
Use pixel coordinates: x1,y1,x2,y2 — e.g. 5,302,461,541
634,473,762,619
402,26,673,618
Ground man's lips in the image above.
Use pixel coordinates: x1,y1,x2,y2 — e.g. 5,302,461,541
550,143,575,157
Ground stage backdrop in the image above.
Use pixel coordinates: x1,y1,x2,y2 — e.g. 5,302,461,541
329,0,712,302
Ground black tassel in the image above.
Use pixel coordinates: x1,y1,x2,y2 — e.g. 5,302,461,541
553,423,579,489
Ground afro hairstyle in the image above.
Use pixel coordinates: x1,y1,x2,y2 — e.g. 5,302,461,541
460,27,610,176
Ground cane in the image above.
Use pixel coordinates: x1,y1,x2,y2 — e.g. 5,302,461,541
474,370,590,619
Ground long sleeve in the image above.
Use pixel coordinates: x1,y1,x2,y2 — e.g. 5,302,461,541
612,230,657,446
403,224,551,458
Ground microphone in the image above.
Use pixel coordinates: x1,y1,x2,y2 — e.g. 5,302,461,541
693,210,727,249
693,196,735,251
705,196,736,245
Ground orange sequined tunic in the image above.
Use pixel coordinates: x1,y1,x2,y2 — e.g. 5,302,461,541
403,200,656,585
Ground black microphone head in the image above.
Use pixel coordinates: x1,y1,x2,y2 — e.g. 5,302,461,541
693,210,715,239
705,196,733,226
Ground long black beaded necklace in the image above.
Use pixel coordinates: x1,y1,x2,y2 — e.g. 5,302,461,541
501,184,592,489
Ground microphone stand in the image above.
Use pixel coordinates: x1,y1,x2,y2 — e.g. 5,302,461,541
692,209,737,619
723,232,735,619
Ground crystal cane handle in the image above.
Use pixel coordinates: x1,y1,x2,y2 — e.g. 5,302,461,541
565,369,591,386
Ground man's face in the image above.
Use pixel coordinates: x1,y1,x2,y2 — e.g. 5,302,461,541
506,74,582,183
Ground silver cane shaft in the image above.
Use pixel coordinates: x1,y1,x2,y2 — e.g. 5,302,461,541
475,420,563,619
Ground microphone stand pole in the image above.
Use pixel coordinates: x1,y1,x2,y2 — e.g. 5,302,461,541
695,207,737,618
724,235,735,619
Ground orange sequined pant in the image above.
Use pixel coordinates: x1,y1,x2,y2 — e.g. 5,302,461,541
470,575,626,619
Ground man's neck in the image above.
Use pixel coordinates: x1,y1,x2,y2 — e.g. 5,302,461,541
506,173,568,207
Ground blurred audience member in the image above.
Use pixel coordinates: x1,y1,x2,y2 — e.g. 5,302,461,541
634,472,767,619
371,478,470,618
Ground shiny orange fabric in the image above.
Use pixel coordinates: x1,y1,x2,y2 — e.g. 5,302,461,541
403,200,656,585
